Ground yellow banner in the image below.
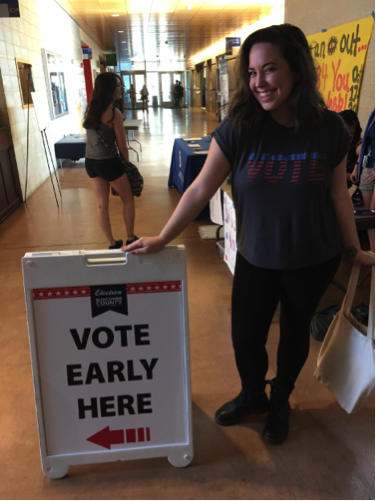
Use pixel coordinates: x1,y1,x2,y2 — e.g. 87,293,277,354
306,16,374,113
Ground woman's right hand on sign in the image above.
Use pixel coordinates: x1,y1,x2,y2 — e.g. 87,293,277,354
122,139,231,256
122,236,164,255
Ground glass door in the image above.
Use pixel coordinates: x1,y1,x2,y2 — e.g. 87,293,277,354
185,71,190,105
147,72,159,107
173,72,184,107
121,71,146,109
122,73,132,106
160,72,173,107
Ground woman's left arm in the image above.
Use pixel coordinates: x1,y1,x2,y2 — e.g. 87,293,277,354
330,155,375,266
113,108,129,162
356,138,362,157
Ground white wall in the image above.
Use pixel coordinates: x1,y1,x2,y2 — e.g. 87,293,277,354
285,0,375,131
0,0,104,198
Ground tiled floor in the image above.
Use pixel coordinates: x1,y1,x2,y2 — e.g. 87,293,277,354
0,107,374,500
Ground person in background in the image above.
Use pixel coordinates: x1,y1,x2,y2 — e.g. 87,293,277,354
128,84,136,109
140,83,149,112
173,80,180,108
350,109,375,251
177,81,184,108
339,109,362,188
350,110,375,208
123,24,374,445
83,73,138,249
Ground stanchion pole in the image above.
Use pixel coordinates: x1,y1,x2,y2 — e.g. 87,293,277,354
43,129,62,197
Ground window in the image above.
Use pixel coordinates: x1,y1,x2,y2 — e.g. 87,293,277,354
41,49,69,120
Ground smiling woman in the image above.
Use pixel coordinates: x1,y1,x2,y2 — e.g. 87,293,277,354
248,43,297,126
227,24,325,130
122,23,374,446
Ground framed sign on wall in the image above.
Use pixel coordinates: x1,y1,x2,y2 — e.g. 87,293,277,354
41,49,69,120
15,58,34,109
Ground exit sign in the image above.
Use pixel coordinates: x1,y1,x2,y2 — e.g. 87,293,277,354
105,53,117,67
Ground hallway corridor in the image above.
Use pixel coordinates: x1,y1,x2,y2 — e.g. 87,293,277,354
0,107,374,500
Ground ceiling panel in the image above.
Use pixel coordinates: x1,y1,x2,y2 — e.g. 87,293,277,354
55,0,283,63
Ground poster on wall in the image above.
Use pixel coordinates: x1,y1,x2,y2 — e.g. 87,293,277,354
218,57,229,121
223,192,237,275
306,16,374,113
225,37,241,56
42,49,69,120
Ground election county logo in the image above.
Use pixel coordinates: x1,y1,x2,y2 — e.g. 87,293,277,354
90,284,128,318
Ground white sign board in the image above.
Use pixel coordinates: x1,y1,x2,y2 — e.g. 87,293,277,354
22,248,193,478
31,91,49,132
210,188,223,226
223,192,237,274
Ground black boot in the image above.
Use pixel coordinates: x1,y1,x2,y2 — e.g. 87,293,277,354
126,235,139,245
108,239,123,249
262,380,291,444
215,389,269,426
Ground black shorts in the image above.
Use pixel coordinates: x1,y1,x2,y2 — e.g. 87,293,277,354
85,157,126,182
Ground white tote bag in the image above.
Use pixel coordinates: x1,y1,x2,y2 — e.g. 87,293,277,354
314,263,375,413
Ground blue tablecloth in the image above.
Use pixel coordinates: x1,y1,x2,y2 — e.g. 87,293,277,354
168,136,211,219
55,134,87,160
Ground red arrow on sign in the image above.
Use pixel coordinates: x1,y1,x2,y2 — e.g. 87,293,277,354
86,426,124,449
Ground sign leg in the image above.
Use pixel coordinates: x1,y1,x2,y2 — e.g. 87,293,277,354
168,452,193,468
42,461,69,479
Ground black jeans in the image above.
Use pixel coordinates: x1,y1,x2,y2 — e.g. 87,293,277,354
231,252,341,394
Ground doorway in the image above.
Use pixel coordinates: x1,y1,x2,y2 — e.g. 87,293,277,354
160,73,173,107
146,72,159,107
159,72,184,108
121,71,146,109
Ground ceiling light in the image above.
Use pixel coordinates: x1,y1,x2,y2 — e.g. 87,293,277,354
118,30,124,33
112,14,120,17
122,41,127,43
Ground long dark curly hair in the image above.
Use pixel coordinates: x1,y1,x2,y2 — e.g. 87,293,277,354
83,72,124,130
339,109,362,149
226,24,327,130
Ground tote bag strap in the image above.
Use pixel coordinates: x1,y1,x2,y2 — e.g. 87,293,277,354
340,262,361,315
96,128,120,159
367,266,375,340
341,260,375,340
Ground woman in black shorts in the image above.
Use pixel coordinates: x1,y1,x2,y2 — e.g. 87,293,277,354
83,73,138,249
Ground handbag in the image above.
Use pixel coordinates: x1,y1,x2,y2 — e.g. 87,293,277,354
314,262,375,413
95,130,144,197
351,187,364,207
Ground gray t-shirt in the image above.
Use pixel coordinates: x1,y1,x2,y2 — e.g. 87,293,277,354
212,110,351,270
85,122,118,160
